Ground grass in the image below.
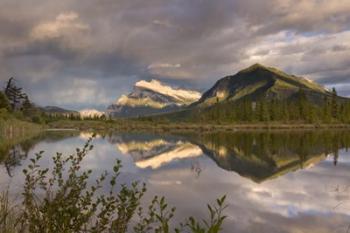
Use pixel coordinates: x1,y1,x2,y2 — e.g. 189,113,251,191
0,117,43,163
0,189,19,233
0,118,42,135
0,109,43,138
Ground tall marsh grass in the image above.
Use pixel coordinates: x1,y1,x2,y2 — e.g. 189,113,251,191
0,189,21,233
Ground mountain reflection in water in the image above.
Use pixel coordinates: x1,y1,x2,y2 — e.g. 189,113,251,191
107,131,347,183
1,130,350,233
111,135,202,169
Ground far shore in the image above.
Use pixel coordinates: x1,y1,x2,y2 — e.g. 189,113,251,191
47,120,350,133
45,128,79,131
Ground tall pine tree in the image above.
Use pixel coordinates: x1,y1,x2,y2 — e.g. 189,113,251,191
331,87,338,119
4,77,27,111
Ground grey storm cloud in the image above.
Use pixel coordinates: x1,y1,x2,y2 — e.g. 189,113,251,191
0,0,350,110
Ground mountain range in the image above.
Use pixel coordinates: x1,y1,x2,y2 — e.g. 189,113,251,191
39,106,78,116
107,79,201,118
107,64,347,119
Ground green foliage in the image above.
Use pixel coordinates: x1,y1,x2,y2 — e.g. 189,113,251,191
177,196,227,233
0,108,11,121
31,115,44,124
134,195,227,233
331,87,338,118
0,92,10,111
2,137,227,233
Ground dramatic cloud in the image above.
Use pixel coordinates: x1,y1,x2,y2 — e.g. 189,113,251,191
0,0,349,109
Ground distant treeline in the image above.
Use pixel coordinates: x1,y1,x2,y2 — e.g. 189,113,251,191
178,89,350,124
44,112,108,122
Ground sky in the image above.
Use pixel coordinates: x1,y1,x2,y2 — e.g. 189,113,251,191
0,0,349,110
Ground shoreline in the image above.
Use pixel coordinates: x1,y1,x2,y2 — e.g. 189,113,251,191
47,120,350,132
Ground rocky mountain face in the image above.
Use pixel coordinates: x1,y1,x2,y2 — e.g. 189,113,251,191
195,63,332,106
107,79,201,118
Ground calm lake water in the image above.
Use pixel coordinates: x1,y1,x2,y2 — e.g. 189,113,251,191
1,130,350,233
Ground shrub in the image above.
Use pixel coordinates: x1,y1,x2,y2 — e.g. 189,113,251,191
31,115,44,124
0,108,11,120
12,111,24,120
0,92,10,111
3,136,227,233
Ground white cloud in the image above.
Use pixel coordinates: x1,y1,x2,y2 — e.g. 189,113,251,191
239,30,350,83
152,20,178,29
31,11,89,40
148,63,181,69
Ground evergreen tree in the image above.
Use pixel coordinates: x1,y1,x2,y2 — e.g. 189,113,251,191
323,96,332,123
0,91,10,110
259,101,270,121
4,77,27,111
306,104,317,123
22,95,36,116
331,87,338,119
281,101,289,122
297,89,308,121
270,99,282,121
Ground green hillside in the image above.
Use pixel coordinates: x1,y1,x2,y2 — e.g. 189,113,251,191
196,63,331,106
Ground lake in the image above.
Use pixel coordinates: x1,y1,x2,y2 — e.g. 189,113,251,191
1,130,350,233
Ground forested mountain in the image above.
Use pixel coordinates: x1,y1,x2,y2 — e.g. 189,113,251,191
195,63,333,106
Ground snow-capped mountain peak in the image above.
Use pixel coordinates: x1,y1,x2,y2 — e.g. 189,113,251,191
107,79,201,118
134,79,201,104
79,109,105,119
